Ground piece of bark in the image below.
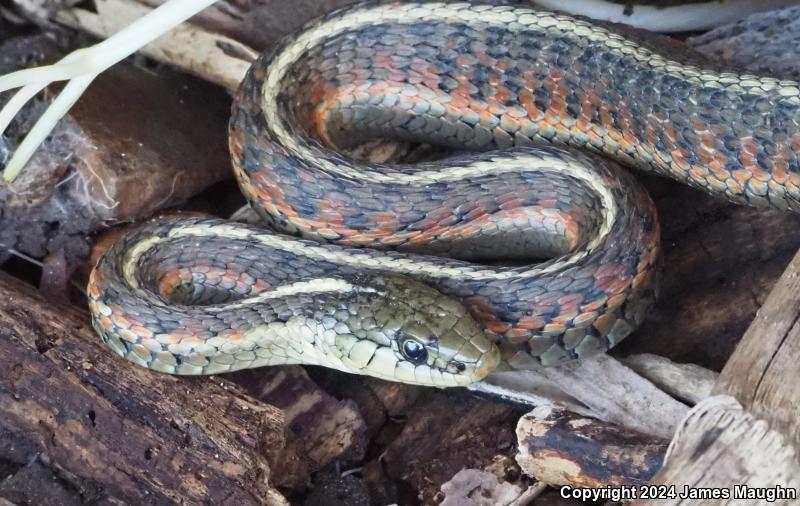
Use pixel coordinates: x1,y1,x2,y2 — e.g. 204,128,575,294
0,33,232,267
376,389,521,505
712,247,800,446
45,60,232,221
0,460,83,506
233,366,369,483
439,469,543,506
621,353,717,405
516,406,668,489
483,454,526,485
0,270,290,505
304,371,392,440
302,376,521,504
363,378,422,419
635,397,800,506
471,354,689,439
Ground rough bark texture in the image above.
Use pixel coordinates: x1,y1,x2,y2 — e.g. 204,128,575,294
0,270,291,505
636,397,800,506
233,366,370,488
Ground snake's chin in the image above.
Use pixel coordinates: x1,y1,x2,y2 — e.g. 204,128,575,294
472,345,501,381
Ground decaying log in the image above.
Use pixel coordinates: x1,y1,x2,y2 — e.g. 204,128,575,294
515,405,668,489
233,366,369,486
0,32,232,267
370,387,520,505
0,270,291,505
638,247,800,504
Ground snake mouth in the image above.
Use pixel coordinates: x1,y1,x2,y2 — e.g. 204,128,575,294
472,345,502,381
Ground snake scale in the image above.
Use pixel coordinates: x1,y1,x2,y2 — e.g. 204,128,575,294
89,2,800,386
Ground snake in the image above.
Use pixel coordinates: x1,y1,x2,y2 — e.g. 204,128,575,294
88,2,800,387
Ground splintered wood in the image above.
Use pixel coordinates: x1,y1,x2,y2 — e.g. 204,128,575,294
713,252,800,447
637,248,800,505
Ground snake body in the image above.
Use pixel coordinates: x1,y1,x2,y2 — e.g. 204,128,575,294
90,2,800,386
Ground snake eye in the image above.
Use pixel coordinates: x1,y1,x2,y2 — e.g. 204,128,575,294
400,338,428,364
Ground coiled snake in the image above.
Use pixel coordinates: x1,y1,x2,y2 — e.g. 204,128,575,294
88,2,800,386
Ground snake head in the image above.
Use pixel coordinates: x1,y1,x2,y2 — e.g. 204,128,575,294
330,274,500,386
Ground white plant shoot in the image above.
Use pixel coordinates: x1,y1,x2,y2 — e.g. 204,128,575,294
0,0,220,182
